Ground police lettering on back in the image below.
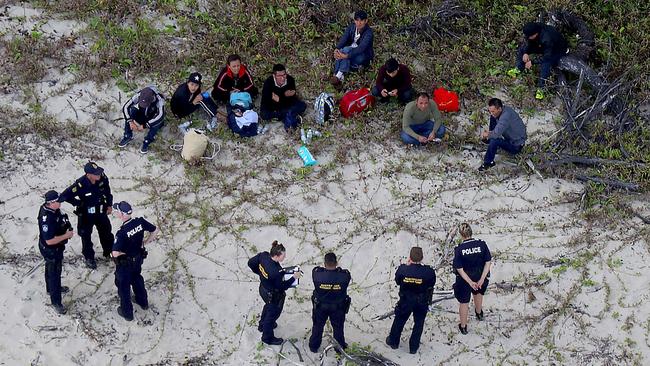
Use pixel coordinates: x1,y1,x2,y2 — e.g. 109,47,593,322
127,224,144,238
461,246,481,256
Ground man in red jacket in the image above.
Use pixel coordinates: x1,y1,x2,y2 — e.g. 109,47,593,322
212,54,258,104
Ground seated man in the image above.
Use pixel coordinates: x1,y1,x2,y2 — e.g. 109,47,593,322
371,58,414,104
227,105,267,138
118,86,165,154
329,10,374,87
509,22,568,100
170,72,219,132
212,54,258,104
478,98,527,171
401,92,446,146
260,64,307,131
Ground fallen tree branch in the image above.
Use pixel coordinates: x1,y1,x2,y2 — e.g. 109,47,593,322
576,175,641,191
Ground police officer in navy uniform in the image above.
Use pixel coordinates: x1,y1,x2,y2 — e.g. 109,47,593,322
247,241,302,345
111,201,158,321
59,162,114,269
453,223,492,335
308,252,352,353
37,190,74,314
386,246,436,354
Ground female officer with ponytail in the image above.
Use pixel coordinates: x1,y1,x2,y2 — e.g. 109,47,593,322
248,241,302,345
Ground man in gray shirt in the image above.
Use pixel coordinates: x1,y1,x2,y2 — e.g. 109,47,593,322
401,92,446,145
479,98,527,171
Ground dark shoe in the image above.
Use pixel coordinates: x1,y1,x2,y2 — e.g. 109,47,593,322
385,336,398,349
476,310,484,321
84,258,97,269
51,303,67,315
139,144,149,154
478,161,496,172
409,348,418,354
257,322,278,332
309,346,319,353
117,306,133,321
48,286,69,295
262,337,283,345
458,324,468,335
118,136,133,148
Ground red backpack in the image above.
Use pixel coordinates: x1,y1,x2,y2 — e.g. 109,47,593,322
433,87,459,112
339,88,375,118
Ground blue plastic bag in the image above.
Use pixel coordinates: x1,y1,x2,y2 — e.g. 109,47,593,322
297,146,317,166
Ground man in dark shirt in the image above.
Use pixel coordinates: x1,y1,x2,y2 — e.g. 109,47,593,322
510,22,568,99
111,201,157,321
170,72,219,132
37,190,74,314
478,98,527,171
308,253,352,353
453,223,492,334
371,58,414,105
119,86,166,154
330,10,374,87
386,247,436,354
260,64,307,131
59,162,113,269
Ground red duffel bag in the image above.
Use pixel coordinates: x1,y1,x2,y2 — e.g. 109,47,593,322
433,87,459,112
339,88,375,118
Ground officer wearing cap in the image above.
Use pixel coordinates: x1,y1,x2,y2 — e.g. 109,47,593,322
37,190,74,314
453,223,492,335
111,201,157,321
170,72,219,133
386,246,436,354
118,86,166,154
308,252,351,353
247,240,302,345
59,162,113,269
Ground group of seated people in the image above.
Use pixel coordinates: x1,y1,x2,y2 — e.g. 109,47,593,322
117,9,533,171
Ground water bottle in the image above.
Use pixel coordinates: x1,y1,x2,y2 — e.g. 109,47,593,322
300,128,307,144
306,129,313,143
298,146,317,166
311,129,322,137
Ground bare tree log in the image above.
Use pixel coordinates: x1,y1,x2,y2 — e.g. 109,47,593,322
539,155,647,168
575,175,641,191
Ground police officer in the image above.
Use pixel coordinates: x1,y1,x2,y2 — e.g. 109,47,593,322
37,190,74,314
308,252,351,353
247,241,302,345
111,201,157,321
386,247,436,354
59,162,114,269
453,223,492,335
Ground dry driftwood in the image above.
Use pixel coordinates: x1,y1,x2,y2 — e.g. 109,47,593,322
576,175,640,192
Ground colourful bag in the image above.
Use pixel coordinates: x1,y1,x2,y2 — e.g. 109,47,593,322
339,88,375,118
229,91,253,109
433,87,459,112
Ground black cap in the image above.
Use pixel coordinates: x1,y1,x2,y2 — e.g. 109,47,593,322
188,72,202,85
113,201,133,215
523,22,542,37
44,190,59,203
138,87,156,108
84,161,104,175
354,10,368,20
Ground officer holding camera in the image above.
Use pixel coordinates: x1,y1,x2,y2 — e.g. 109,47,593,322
247,241,302,345
59,161,114,269
111,201,157,321
308,252,352,353
37,190,74,315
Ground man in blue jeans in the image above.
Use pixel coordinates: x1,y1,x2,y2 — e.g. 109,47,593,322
118,87,165,154
329,10,374,88
401,93,446,146
479,98,527,171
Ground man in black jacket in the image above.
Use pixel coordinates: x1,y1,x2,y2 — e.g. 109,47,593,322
170,72,219,132
118,86,166,154
308,253,351,353
260,64,306,131
330,10,374,87
510,22,568,99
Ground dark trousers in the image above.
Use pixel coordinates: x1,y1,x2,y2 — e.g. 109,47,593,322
371,86,414,105
227,113,258,137
39,242,64,305
484,138,524,164
123,120,165,148
77,213,113,260
387,298,428,352
259,285,285,342
260,100,307,130
515,44,564,88
177,97,218,119
309,303,347,351
115,256,147,318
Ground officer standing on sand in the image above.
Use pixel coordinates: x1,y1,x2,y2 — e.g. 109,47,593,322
111,201,157,321
385,247,436,354
59,162,114,269
247,241,302,345
308,252,352,353
37,190,74,314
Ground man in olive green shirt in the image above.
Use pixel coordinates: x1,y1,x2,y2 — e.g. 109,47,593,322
401,92,447,145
